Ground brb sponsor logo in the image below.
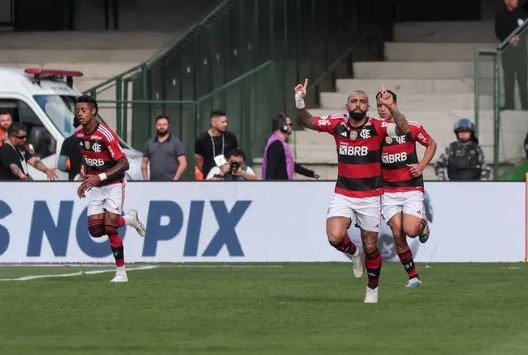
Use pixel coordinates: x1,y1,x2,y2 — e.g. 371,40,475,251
84,157,105,167
0,200,251,259
382,152,407,164
339,145,368,156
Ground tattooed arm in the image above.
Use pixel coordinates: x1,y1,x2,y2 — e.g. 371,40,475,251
9,163,27,180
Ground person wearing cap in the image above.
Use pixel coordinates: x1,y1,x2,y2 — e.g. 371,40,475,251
434,119,490,181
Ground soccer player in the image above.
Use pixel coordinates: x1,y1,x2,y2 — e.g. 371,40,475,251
376,90,436,288
75,95,146,283
295,79,409,303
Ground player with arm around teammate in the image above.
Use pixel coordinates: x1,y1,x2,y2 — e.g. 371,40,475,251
295,79,409,304
376,90,436,289
75,95,146,283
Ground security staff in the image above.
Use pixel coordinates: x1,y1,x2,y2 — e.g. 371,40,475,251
434,119,490,181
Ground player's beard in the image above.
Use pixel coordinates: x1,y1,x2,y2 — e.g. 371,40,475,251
348,110,366,124
156,128,168,136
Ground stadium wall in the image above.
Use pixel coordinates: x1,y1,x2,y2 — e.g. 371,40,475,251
0,182,524,263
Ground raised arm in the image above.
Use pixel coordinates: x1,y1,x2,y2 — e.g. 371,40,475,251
295,79,316,130
378,89,409,135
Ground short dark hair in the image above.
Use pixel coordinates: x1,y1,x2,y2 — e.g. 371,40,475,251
0,111,12,117
76,95,98,115
375,89,398,103
8,122,26,137
210,110,227,120
155,115,170,124
226,148,246,162
272,112,289,132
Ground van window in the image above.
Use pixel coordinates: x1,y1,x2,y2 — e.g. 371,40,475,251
34,95,76,137
0,99,57,159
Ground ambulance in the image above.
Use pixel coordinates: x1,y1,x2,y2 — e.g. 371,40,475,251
0,67,143,180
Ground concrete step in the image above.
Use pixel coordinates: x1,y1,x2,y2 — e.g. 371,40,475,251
384,42,497,61
0,31,173,49
0,49,156,63
353,61,493,79
320,92,493,110
393,21,497,43
336,78,482,95
1,62,139,80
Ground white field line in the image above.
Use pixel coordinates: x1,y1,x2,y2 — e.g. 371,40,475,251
0,265,158,281
174,264,283,268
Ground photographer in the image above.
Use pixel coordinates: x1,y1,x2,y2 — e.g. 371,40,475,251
206,149,256,181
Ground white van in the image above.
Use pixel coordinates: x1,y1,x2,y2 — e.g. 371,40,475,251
0,67,143,180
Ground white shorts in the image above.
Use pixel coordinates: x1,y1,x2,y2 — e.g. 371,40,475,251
326,193,381,232
87,182,125,216
382,191,425,222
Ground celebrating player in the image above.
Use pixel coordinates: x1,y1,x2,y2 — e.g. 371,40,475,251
295,79,409,303
75,95,146,283
376,89,436,288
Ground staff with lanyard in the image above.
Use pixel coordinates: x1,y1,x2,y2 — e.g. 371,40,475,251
0,123,58,181
194,110,239,179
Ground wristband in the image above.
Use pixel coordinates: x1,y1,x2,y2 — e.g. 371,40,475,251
98,173,107,181
295,91,306,109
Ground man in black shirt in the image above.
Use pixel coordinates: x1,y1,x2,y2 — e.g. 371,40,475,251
58,116,82,180
194,110,238,179
262,112,320,180
0,123,58,180
495,0,528,110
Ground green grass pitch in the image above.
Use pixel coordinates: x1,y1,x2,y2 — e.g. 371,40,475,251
1,263,528,355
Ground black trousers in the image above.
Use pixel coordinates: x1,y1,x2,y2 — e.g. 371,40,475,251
502,43,528,109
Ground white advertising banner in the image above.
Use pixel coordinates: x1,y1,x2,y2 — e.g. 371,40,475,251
0,181,524,263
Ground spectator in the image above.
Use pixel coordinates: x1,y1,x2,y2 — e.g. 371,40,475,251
0,111,13,148
434,119,490,181
57,116,82,181
194,111,238,179
262,112,320,180
142,115,187,181
206,148,256,181
0,123,58,180
495,0,528,110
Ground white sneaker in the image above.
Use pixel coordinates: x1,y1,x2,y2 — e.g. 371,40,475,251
127,209,146,237
406,277,422,288
418,219,430,244
110,266,128,283
364,286,379,304
351,248,364,279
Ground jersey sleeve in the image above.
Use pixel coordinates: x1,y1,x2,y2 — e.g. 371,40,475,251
410,122,432,146
105,129,126,161
312,115,340,134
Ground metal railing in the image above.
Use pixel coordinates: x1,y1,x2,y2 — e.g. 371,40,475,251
474,19,528,179
85,0,390,159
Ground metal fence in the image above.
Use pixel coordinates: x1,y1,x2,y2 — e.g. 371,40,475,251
85,0,392,169
475,20,528,179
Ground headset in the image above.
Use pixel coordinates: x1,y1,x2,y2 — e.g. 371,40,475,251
275,112,290,133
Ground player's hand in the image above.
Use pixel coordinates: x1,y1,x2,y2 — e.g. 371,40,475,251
294,78,308,100
314,172,321,180
82,174,102,189
511,35,520,47
46,168,58,180
77,183,88,198
378,84,395,109
19,174,28,181
407,163,425,177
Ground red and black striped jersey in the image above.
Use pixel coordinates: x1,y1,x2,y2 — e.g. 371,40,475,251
313,114,390,198
381,121,432,193
74,122,126,184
